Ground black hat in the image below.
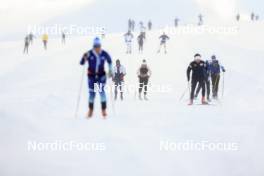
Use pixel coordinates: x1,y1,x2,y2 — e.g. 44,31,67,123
194,53,201,57
211,55,216,60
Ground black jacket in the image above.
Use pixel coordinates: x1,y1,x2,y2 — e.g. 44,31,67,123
187,60,207,81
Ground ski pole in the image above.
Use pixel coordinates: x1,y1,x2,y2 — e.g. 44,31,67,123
179,82,190,102
74,66,86,118
222,72,225,98
109,78,116,116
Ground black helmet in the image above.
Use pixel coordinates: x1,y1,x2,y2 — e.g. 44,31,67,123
194,53,201,58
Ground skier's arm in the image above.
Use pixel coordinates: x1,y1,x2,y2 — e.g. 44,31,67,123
80,52,89,65
137,68,141,77
187,65,192,81
122,66,127,76
147,66,152,77
105,52,113,76
221,66,226,72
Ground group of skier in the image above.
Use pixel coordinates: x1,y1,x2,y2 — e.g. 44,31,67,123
80,37,152,118
123,30,170,54
23,32,66,54
187,54,226,105
236,13,260,22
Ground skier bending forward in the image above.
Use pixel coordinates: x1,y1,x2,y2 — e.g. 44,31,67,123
80,37,113,118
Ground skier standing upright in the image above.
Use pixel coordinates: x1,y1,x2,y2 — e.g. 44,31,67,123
158,32,170,54
28,32,35,45
148,20,152,31
236,14,240,22
251,12,255,21
174,18,179,27
80,37,113,118
124,30,134,54
113,59,126,100
137,33,145,54
42,33,49,50
198,14,203,26
137,59,152,100
23,35,30,54
62,32,66,44
187,54,207,105
209,55,226,99
195,60,211,101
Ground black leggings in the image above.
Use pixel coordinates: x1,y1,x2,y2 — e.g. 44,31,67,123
211,74,220,97
190,79,205,100
139,77,149,95
195,80,210,98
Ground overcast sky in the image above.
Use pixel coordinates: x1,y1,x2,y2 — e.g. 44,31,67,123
0,0,262,40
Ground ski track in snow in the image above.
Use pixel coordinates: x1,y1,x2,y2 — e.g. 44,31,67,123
0,22,264,176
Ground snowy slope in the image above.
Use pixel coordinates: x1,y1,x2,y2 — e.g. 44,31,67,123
0,22,264,176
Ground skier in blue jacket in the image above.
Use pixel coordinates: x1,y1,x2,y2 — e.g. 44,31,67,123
209,55,226,99
80,37,113,118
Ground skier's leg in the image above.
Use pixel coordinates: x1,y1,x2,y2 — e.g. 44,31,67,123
201,80,206,97
195,82,202,98
200,80,207,103
211,74,216,97
98,75,107,108
139,78,143,99
206,80,210,99
144,78,149,95
215,75,220,98
129,42,132,54
190,79,198,100
88,77,96,117
143,78,149,100
119,82,123,100
114,81,118,100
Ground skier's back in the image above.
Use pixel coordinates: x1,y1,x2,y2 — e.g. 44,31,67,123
137,60,152,100
113,59,126,100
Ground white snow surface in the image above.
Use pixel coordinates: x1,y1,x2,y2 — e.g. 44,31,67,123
0,22,264,176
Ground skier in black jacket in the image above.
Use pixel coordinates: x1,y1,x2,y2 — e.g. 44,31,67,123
187,53,207,105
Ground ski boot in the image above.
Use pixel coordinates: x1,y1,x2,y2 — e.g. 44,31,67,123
139,93,142,100
120,93,124,101
86,103,94,118
144,94,148,101
87,109,93,118
201,96,208,105
102,109,107,118
188,99,193,105
101,102,107,118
